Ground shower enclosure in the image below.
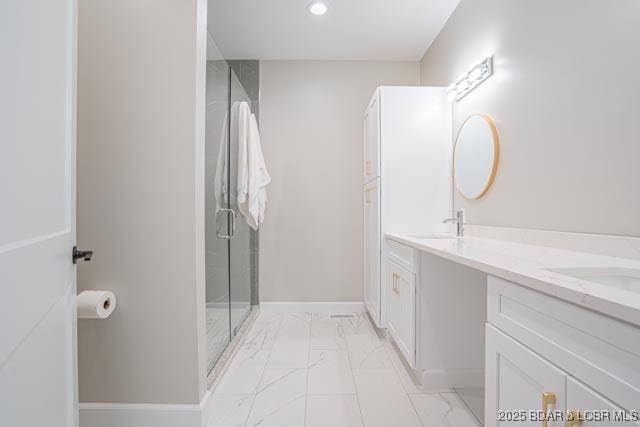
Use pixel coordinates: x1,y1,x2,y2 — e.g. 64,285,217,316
205,58,258,374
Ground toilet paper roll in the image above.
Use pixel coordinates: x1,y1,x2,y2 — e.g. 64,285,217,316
77,291,117,319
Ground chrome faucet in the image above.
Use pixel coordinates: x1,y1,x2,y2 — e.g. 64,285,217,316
443,209,465,238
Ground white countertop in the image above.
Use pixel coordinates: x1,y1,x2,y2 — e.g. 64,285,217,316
385,232,640,327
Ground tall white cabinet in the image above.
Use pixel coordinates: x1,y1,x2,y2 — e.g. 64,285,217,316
363,86,451,328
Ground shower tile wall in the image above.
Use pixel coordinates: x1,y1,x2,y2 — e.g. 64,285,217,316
228,60,261,306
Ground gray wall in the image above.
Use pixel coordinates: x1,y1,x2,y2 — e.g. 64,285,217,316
77,0,207,404
421,0,640,237
259,60,420,302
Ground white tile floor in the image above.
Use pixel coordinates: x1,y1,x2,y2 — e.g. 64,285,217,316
207,311,481,427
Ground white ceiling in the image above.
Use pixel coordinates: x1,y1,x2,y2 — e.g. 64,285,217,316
208,0,460,61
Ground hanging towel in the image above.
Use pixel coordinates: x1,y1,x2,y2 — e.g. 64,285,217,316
237,102,271,230
213,108,228,212
214,101,242,211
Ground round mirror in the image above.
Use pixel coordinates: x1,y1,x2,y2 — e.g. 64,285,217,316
453,114,500,199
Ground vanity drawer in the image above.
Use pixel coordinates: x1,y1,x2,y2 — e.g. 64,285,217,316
386,239,417,273
487,276,640,413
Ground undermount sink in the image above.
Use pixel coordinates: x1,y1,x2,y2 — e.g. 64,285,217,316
544,267,640,293
407,233,458,240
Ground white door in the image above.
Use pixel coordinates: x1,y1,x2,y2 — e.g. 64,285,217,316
386,260,416,367
485,325,566,426
566,378,639,426
0,0,78,426
363,179,380,325
368,95,380,183
363,92,380,184
363,187,371,317
363,109,371,183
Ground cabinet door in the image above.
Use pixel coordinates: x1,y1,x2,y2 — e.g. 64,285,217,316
485,324,567,426
363,185,369,316
363,95,380,183
363,109,371,184
387,260,416,367
566,378,639,426
364,180,380,326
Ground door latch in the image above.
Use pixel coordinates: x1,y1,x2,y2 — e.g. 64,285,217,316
72,246,94,264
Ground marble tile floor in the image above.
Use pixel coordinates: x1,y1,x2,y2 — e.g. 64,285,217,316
206,311,481,427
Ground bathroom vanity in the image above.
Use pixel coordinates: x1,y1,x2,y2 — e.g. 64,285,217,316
364,88,640,424
384,233,640,425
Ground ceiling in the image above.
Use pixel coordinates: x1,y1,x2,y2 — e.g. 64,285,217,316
208,0,460,61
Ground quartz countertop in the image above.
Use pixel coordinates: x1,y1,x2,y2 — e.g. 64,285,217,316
385,232,640,327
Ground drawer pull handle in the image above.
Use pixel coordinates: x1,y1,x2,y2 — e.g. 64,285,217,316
566,410,583,426
541,392,556,427
392,273,400,295
365,160,372,176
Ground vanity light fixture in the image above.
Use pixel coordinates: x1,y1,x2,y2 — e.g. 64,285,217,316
308,1,328,15
447,56,494,102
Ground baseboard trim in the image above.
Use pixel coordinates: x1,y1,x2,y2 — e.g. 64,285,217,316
79,391,213,427
259,301,365,314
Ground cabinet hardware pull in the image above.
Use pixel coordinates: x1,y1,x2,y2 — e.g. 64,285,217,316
392,273,395,294
566,410,583,426
365,160,372,176
541,392,556,427
391,273,394,294
392,273,400,295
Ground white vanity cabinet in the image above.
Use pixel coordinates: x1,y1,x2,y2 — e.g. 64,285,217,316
387,262,416,367
567,378,638,426
485,276,640,426
485,324,568,426
386,240,418,367
384,237,487,386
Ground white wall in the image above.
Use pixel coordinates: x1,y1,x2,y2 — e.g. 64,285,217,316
421,0,640,237
77,0,207,405
259,61,420,302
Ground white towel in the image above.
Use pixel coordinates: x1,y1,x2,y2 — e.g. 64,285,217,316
237,102,271,230
214,101,241,211
213,107,228,212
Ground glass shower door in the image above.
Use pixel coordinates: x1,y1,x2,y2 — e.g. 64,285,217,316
227,69,253,337
205,62,255,376
205,59,231,374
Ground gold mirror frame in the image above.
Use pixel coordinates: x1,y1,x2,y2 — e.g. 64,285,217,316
453,114,500,200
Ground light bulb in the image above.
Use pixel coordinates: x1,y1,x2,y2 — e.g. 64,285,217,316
308,2,328,15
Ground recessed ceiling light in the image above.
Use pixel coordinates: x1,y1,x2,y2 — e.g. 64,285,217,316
308,1,328,16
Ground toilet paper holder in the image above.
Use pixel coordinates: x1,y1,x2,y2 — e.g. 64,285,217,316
77,291,116,319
